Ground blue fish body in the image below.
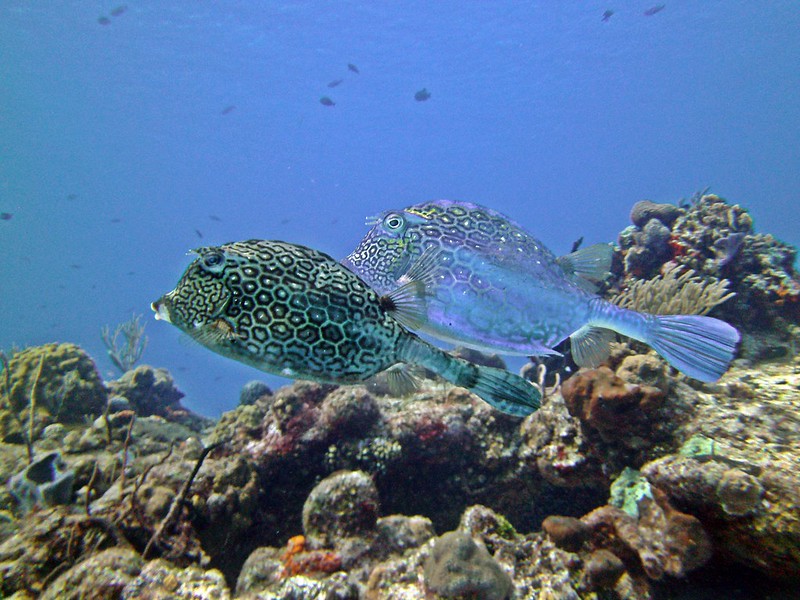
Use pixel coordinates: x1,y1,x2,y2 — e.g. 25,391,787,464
343,200,740,382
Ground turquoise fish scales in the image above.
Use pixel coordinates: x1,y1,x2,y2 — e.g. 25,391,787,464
343,200,740,382
152,239,540,416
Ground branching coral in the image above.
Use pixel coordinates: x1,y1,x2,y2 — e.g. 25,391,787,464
611,263,734,315
101,314,148,374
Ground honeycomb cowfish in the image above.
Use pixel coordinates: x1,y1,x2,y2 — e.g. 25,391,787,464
152,239,540,416
342,200,740,383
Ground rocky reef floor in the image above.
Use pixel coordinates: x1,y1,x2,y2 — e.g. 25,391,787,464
1,339,799,599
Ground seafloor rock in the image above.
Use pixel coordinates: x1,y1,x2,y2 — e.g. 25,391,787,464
1,343,107,443
366,504,586,600
107,365,210,431
518,391,603,488
582,487,712,581
423,530,512,600
637,360,800,581
240,573,359,600
302,470,379,563
0,506,125,596
239,380,272,406
121,558,230,599
39,546,142,600
236,479,435,597
613,194,800,358
541,515,591,552
584,548,626,591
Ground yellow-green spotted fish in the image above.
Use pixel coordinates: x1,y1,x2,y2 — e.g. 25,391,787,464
152,239,540,416
342,200,740,382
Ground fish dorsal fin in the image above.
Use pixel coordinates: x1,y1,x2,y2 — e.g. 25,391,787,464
557,243,613,287
570,325,616,368
397,246,444,289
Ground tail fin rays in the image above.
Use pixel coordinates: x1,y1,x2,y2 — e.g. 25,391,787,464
463,363,541,417
648,315,740,382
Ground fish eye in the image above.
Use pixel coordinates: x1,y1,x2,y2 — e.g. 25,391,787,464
383,213,405,231
201,251,225,273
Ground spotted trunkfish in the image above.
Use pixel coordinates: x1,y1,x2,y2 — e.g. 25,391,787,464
151,239,540,416
342,200,740,383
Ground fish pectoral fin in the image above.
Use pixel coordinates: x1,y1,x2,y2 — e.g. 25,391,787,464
382,363,423,396
192,318,241,347
570,326,616,368
380,281,428,330
557,243,614,288
382,246,447,330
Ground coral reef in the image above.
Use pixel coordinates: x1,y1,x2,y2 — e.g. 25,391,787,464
0,194,798,598
613,193,800,359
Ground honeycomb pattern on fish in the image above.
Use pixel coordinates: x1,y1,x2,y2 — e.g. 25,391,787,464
164,240,405,381
152,239,542,416
346,200,561,293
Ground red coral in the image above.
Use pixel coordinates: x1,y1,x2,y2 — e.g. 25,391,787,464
279,534,342,577
416,416,447,443
667,236,689,258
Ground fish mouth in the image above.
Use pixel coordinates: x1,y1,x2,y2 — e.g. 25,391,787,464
151,298,171,323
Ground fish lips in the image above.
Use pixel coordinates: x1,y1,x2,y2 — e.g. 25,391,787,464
151,297,172,323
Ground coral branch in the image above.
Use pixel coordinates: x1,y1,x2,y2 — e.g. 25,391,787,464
142,442,222,559
101,313,148,374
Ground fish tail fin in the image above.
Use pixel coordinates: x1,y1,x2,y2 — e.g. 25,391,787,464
646,314,740,382
463,363,541,416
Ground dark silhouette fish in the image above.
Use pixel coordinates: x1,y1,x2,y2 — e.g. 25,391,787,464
195,229,203,239
327,79,344,88
152,240,541,416
0,212,13,221
97,16,111,26
602,10,614,22
67,194,78,200
414,88,431,102
348,63,360,74
220,105,236,115
209,215,222,222
320,96,335,107
644,5,666,16
110,5,127,17
344,200,740,383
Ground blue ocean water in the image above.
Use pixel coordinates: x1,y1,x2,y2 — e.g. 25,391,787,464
1,1,798,416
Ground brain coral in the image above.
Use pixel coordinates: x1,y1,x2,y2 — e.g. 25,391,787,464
1,343,107,443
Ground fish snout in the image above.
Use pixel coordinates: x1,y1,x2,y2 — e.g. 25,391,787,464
151,297,172,322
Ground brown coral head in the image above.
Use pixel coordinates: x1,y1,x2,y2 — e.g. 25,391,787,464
561,367,665,442
585,548,626,590
630,200,683,229
542,515,591,552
